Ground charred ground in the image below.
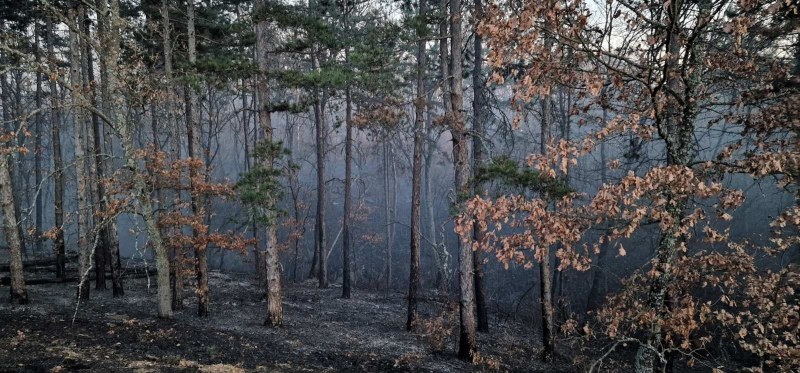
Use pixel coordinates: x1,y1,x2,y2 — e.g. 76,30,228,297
0,272,587,372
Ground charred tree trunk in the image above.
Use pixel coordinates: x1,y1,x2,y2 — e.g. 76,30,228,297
586,104,610,311
33,22,43,256
46,16,66,281
342,86,353,298
539,92,555,363
407,0,426,331
160,0,185,312
313,51,328,289
94,0,124,296
472,0,489,333
341,2,353,298
185,0,209,318
383,139,393,289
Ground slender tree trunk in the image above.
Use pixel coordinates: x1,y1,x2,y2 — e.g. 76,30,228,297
341,2,353,298
47,17,66,281
69,3,92,301
587,104,609,311
94,0,124,296
407,0,426,330
313,52,328,288
342,85,353,298
159,0,185,311
424,119,447,293
444,0,477,360
184,0,209,317
82,10,107,291
255,0,283,325
34,22,43,256
472,0,489,333
539,92,555,363
383,139,393,289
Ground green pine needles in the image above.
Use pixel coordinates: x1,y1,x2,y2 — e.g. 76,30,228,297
236,141,293,226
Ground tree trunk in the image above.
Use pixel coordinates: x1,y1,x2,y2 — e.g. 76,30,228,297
342,86,353,298
6,73,28,260
635,0,698,368
83,9,107,291
407,0,426,330
255,0,283,325
34,22,43,256
94,0,124,296
445,0,477,360
69,3,92,301
472,0,489,333
99,0,172,318
383,139,392,289
424,116,447,294
586,104,609,311
539,91,555,363
313,51,328,288
184,0,209,318
0,152,28,304
158,0,185,312
47,16,66,281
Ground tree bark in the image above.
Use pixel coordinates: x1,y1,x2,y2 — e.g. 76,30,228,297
472,0,489,333
383,138,393,289
407,0,426,331
46,16,66,281
69,2,92,301
83,9,107,291
342,85,353,298
445,0,477,360
312,51,328,289
586,104,609,311
341,1,353,298
539,91,555,363
94,0,124,296
99,0,172,318
0,151,28,304
184,0,210,318
33,22,43,256
255,0,283,325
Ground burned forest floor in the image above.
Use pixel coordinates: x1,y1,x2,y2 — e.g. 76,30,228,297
0,271,592,372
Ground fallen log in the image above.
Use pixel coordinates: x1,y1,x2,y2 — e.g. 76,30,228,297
0,255,79,272
0,270,156,286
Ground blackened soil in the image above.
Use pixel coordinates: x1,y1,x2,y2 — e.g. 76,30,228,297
0,272,571,372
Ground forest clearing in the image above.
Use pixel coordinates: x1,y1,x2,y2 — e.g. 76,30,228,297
0,0,798,371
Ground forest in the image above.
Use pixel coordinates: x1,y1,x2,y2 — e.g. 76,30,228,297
0,0,797,371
